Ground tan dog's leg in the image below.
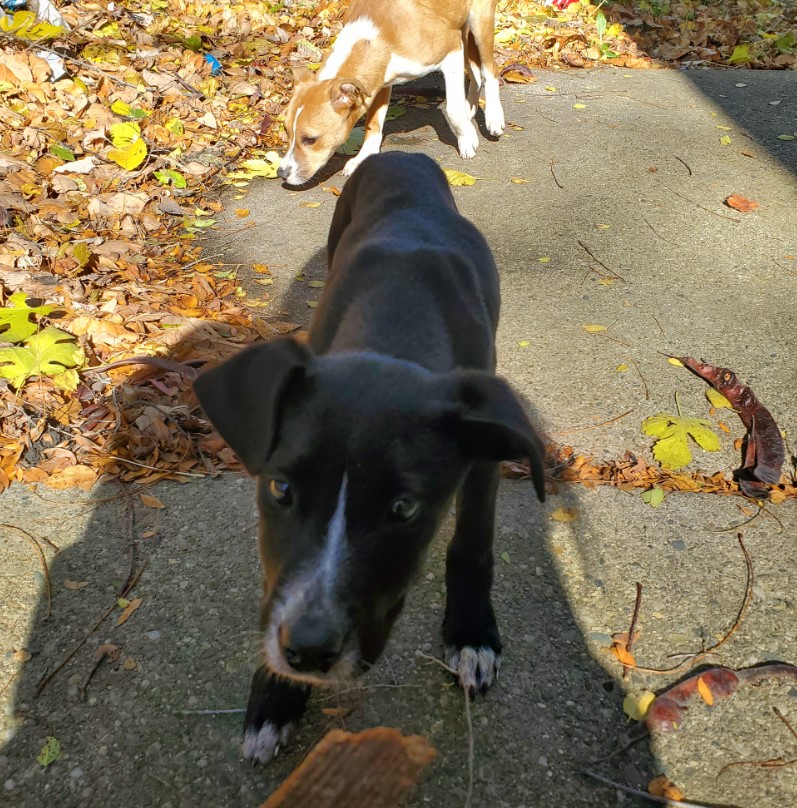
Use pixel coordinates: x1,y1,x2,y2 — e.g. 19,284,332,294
468,0,504,136
342,85,392,177
440,45,480,159
464,29,482,120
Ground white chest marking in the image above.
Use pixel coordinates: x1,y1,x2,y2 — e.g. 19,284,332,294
385,54,443,85
319,18,380,80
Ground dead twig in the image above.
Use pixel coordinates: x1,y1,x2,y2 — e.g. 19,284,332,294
774,706,797,740
577,240,625,281
35,562,148,697
552,408,635,437
673,155,693,177
630,533,753,676
629,357,650,400
415,652,473,808
660,182,741,223
624,583,643,680
1,523,55,620
643,216,678,246
583,770,741,807
118,482,137,596
79,643,120,700
549,159,563,189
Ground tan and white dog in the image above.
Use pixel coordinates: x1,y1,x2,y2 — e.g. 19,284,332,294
277,0,504,186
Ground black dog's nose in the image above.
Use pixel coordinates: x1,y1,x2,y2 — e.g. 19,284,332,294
277,163,288,179
279,620,344,674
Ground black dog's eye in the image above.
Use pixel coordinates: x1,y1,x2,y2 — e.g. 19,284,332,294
301,135,318,146
387,497,420,523
268,479,293,506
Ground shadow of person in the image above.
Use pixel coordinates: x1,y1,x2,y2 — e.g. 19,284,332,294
0,242,656,808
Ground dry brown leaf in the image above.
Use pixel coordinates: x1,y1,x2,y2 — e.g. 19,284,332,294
116,597,143,626
725,194,758,213
551,507,578,522
64,580,89,590
648,774,684,801
140,494,166,510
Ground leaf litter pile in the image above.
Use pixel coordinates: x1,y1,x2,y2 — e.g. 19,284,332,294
1,0,796,495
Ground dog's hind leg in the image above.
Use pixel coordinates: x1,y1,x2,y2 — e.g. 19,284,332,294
468,0,504,136
241,665,310,764
464,28,482,120
443,461,502,695
342,85,392,177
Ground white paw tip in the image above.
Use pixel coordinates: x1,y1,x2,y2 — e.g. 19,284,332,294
241,721,293,764
446,645,501,693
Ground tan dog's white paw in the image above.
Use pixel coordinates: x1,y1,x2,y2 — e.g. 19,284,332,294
457,124,479,159
485,105,505,137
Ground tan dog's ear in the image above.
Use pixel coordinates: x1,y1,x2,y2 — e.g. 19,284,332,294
330,79,364,113
291,65,315,86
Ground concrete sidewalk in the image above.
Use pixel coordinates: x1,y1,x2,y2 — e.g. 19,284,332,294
1,68,796,808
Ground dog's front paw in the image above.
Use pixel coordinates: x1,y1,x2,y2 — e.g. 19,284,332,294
457,124,479,160
484,105,505,137
242,665,311,764
242,721,295,764
446,645,501,695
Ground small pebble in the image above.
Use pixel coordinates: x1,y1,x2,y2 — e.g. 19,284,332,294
538,755,548,767
144,630,161,641
4,780,15,792
70,768,83,779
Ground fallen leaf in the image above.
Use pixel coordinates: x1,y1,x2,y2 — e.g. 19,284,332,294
511,177,530,184
616,363,629,372
64,580,89,590
648,774,685,801
611,644,636,667
116,597,143,626
725,194,758,213
301,201,322,208
538,256,551,264
719,135,732,146
518,340,530,348
0,292,57,343
623,690,656,721
573,103,586,109
642,411,721,470
706,388,732,409
777,134,795,141
667,357,684,367
696,675,714,706
641,485,665,508
123,657,137,670
582,324,607,333
337,127,365,156
13,649,32,662
37,736,61,767
321,707,352,717
442,169,477,187
500,551,510,563
551,507,578,522
0,327,85,390
139,493,165,509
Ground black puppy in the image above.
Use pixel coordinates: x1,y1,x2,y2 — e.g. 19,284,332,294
193,152,545,763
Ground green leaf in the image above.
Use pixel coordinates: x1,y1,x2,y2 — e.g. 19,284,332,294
154,169,187,188
111,100,149,119
777,134,795,141
642,411,721,470
72,242,91,269
641,486,665,508
728,44,750,65
49,144,75,162
37,736,61,767
705,387,732,409
595,11,607,41
183,35,203,52
500,551,510,564
0,292,57,343
337,126,365,156
0,327,85,390
385,105,406,121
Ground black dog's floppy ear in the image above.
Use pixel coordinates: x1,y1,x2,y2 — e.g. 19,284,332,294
449,370,546,502
192,338,311,475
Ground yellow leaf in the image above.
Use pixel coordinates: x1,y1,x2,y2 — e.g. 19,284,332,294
109,121,141,148
573,103,586,109
705,387,732,409
107,138,147,170
696,675,714,706
301,201,322,208
165,118,184,136
623,690,656,721
511,177,530,184
551,507,578,522
140,493,165,509
538,256,551,264
252,263,270,273
235,208,250,217
545,86,558,92
642,411,721,470
443,169,477,187
616,363,629,372
719,135,732,146
667,357,684,367
518,340,530,348
582,324,607,333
